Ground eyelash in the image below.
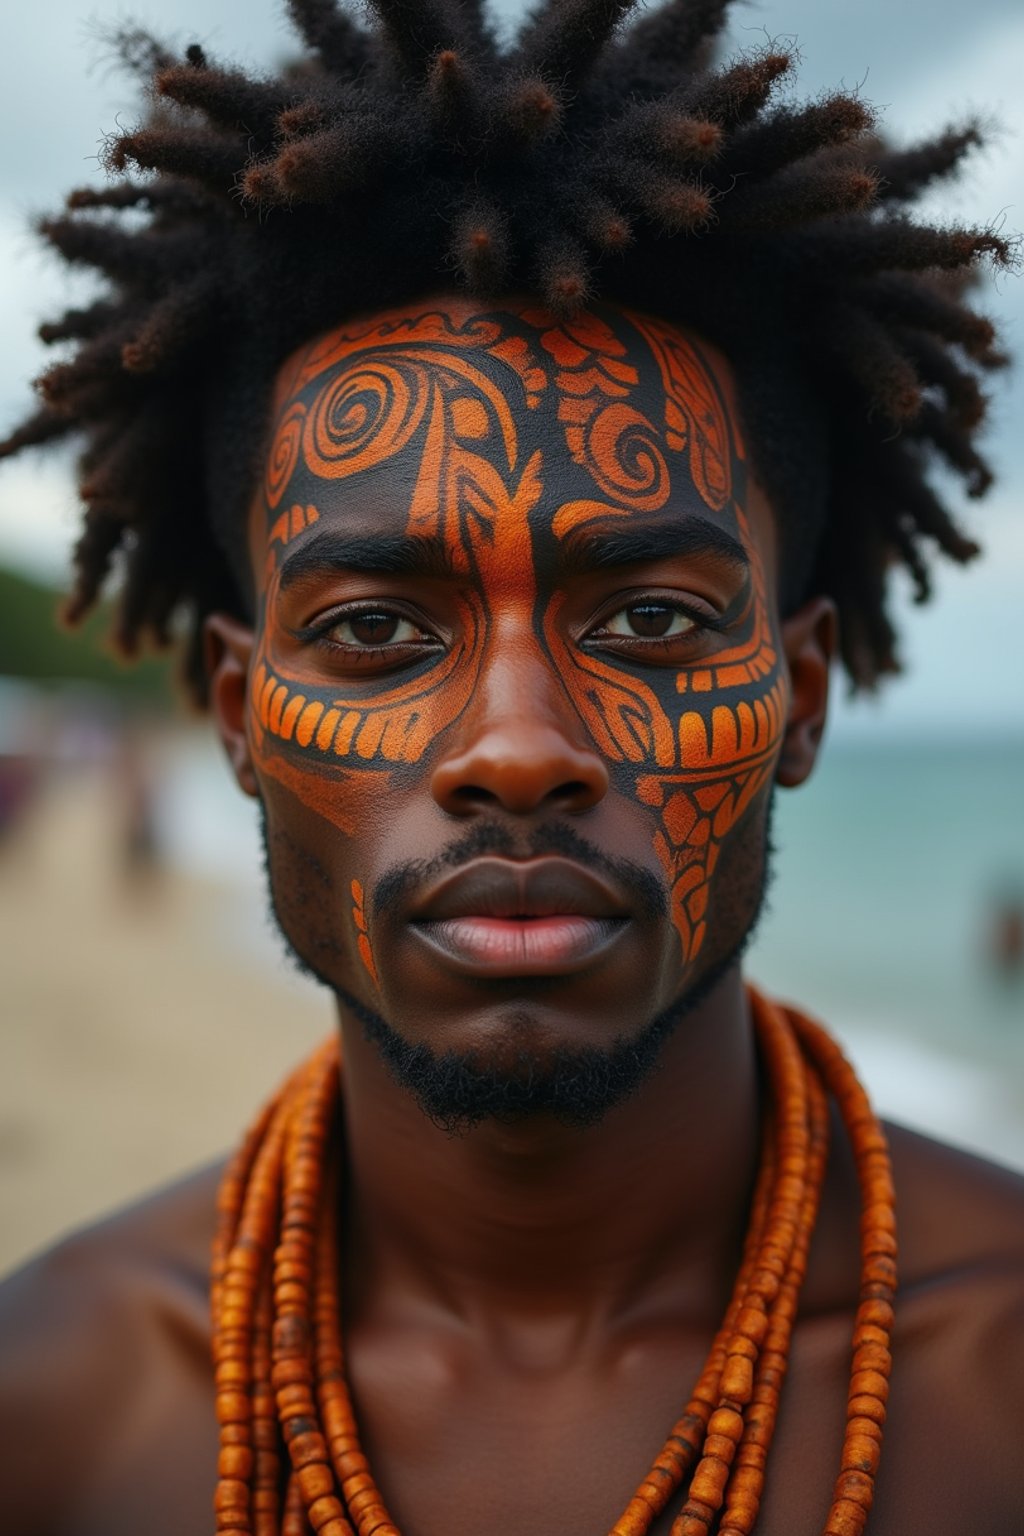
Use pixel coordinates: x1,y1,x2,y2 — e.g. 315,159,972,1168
586,596,721,654
300,604,440,664
298,595,721,666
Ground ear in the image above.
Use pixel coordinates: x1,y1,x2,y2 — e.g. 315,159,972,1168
775,595,837,789
204,613,259,798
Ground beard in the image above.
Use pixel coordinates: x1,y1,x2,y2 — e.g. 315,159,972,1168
259,801,775,1135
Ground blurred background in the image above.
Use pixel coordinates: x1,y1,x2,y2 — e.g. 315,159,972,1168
1,0,1022,1278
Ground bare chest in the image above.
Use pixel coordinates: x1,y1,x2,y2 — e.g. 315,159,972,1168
343,1300,1016,1536
54,1280,1019,1536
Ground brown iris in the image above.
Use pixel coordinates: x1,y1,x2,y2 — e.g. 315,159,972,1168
346,612,404,645
603,602,696,640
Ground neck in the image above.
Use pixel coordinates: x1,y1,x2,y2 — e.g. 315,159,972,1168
336,968,761,1340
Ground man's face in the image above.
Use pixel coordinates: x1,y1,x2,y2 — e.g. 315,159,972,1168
222,297,815,1116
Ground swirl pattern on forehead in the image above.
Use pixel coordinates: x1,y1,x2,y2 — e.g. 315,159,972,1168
530,310,673,513
580,401,671,509
304,360,430,480
265,401,306,511
628,310,735,512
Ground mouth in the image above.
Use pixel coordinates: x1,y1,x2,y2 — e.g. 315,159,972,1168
407,856,632,978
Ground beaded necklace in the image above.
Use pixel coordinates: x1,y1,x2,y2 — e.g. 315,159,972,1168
211,989,896,1536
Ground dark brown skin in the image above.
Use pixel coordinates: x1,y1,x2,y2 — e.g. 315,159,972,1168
1,298,1022,1536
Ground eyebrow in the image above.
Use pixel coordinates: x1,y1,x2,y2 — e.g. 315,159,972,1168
276,513,750,592
277,530,463,590
556,516,750,576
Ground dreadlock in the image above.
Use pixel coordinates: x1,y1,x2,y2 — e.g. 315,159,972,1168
0,0,1012,698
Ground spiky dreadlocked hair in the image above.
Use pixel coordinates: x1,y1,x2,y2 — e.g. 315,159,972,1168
0,0,1013,702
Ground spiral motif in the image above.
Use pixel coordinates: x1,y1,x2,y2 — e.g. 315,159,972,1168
265,401,305,510
303,358,429,480
628,314,732,513
583,403,671,511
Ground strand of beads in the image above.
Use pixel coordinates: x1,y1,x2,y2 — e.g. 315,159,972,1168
209,989,896,1536
610,1110,778,1536
791,1013,897,1536
718,1043,831,1534
272,1045,353,1536
315,1168,401,1536
213,1086,295,1534
668,991,818,1536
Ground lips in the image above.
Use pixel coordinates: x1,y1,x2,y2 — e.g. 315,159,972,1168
407,856,632,977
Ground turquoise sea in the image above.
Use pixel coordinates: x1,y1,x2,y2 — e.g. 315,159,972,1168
748,739,1024,1051
745,737,1024,1168
163,731,1024,1170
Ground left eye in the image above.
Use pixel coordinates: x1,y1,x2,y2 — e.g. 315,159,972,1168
601,603,697,639
327,611,424,646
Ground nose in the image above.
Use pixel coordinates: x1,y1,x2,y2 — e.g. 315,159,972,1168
430,644,609,818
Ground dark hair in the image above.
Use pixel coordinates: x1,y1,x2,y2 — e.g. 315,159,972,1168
0,0,1013,700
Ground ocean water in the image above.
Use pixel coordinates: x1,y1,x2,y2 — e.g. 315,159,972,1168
159,730,1024,1169
745,737,1024,1168
748,738,1024,1055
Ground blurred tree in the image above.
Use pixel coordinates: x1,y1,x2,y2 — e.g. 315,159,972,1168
0,563,176,707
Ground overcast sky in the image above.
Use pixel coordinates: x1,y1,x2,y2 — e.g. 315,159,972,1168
1,0,1021,737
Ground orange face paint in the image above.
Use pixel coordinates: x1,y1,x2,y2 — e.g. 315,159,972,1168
250,299,787,968
530,310,784,961
250,305,544,834
350,879,379,987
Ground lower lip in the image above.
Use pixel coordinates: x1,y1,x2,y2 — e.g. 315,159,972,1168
411,916,628,976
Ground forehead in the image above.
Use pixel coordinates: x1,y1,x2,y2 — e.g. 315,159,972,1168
248,295,775,579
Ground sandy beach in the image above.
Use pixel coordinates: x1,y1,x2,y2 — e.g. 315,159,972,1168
0,756,329,1277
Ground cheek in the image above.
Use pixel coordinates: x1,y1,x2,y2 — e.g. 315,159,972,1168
634,740,780,966
545,553,788,967
259,777,386,994
246,585,487,835
350,878,380,988
639,654,788,964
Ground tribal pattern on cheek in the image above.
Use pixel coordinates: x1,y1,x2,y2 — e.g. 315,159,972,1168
249,308,546,832
350,879,378,987
537,311,788,964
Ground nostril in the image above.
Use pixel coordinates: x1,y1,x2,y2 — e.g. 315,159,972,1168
556,781,597,809
430,726,610,817
448,784,501,810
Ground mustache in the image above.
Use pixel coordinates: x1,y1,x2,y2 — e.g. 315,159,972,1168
372,821,667,922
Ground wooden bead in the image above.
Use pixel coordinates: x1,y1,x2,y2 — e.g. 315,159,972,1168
219,1445,255,1480
688,1455,731,1506
707,1407,744,1443
216,1391,251,1424
298,1463,336,1502
307,1493,347,1530
214,1478,250,1511
210,997,895,1536
720,1355,753,1402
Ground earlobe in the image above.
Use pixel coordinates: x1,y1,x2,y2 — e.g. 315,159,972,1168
776,595,837,789
204,613,259,798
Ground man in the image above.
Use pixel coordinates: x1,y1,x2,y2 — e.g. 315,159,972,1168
1,2,1022,1533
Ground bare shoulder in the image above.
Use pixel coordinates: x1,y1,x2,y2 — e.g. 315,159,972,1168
884,1122,1024,1391
878,1125,1024,1534
885,1120,1024,1277
769,1122,1024,1536
0,1162,223,1536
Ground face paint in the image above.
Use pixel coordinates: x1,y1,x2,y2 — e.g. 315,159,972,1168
525,309,786,963
250,307,547,833
248,298,787,999
350,878,379,987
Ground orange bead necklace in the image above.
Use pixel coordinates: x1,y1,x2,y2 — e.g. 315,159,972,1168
210,989,897,1536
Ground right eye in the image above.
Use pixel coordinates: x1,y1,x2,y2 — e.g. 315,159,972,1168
325,611,427,647
600,602,699,640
